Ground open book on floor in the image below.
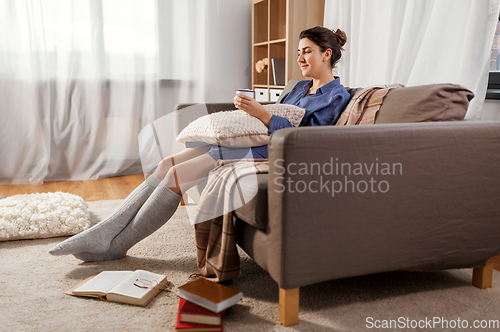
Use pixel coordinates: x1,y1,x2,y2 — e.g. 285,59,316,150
66,270,169,306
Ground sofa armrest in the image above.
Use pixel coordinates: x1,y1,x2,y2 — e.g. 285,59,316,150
266,121,500,289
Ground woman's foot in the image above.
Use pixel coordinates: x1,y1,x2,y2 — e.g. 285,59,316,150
72,184,182,262
73,247,127,262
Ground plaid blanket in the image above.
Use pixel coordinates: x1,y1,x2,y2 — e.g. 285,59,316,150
336,84,404,125
194,159,269,282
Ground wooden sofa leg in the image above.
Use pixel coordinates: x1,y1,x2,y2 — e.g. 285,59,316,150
472,257,495,289
279,287,299,326
179,193,189,206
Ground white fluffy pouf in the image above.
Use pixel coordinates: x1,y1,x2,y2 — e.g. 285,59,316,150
0,192,92,241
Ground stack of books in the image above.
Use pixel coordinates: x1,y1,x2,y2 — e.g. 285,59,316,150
175,278,243,332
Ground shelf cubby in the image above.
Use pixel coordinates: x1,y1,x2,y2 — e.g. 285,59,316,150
253,44,269,86
270,41,286,86
270,0,287,41
253,0,268,44
252,0,325,99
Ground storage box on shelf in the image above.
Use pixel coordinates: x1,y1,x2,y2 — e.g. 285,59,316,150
255,88,269,102
270,88,284,102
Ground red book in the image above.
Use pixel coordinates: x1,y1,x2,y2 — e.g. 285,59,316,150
179,298,224,326
176,299,223,332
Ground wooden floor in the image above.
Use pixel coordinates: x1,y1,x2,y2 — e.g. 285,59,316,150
1,174,500,271
0,174,145,201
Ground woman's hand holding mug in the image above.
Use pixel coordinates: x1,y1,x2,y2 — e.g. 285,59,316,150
234,89,272,127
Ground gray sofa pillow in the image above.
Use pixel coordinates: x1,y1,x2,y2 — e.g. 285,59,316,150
375,84,474,123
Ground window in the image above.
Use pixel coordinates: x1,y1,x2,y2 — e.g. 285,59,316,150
0,0,207,80
0,0,157,79
487,15,500,99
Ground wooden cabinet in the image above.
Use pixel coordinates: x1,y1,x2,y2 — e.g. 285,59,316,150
251,0,325,100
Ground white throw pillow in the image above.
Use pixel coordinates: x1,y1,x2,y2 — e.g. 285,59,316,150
0,192,92,241
176,104,306,148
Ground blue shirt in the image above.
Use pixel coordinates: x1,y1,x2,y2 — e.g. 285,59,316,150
248,77,350,158
270,77,351,133
203,77,350,160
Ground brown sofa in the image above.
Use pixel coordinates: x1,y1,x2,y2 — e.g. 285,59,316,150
174,83,500,326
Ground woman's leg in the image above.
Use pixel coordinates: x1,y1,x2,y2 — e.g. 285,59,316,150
74,154,217,261
151,146,211,180
49,147,209,256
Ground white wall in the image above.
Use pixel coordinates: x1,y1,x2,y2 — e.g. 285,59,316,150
205,0,252,103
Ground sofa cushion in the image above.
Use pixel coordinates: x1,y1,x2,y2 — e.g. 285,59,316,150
233,173,268,230
375,84,474,123
345,87,362,99
176,104,305,148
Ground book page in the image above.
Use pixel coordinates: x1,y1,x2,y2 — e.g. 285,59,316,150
73,271,132,295
107,270,166,299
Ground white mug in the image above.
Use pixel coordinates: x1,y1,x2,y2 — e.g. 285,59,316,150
235,89,255,99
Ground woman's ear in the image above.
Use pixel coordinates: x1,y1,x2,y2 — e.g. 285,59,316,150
323,48,332,62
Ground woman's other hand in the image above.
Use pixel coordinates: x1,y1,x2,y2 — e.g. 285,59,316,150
234,94,272,127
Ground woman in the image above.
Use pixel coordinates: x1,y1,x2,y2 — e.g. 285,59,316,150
49,26,351,262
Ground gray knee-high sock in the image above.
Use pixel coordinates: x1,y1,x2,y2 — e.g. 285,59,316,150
49,175,161,256
74,183,181,262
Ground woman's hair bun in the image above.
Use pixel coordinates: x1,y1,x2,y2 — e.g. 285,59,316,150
299,26,347,69
333,29,347,51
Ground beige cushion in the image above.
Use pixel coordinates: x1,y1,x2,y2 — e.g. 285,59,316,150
176,104,305,148
375,84,474,123
0,192,92,241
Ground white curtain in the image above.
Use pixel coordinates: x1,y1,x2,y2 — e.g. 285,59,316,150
0,0,251,184
324,0,500,120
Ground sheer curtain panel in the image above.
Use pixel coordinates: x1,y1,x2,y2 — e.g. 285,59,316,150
0,0,251,184
324,0,500,120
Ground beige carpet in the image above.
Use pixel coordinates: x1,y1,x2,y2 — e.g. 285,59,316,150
1,200,500,332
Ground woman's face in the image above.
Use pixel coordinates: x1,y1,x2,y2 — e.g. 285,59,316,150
297,38,330,78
